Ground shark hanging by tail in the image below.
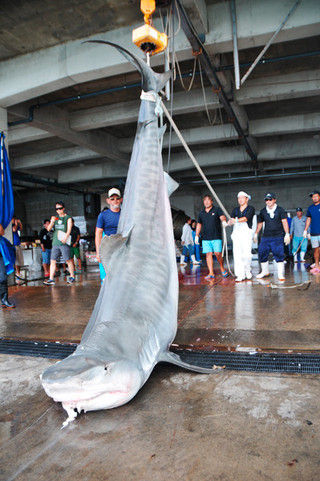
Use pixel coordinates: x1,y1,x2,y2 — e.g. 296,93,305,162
41,41,218,427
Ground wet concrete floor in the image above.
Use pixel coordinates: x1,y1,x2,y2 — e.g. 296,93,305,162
1,354,320,481
0,261,319,352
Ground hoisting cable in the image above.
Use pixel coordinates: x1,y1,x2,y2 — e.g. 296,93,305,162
166,4,175,173
160,99,234,276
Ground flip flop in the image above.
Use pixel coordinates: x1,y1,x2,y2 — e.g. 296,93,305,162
221,270,229,277
205,274,215,280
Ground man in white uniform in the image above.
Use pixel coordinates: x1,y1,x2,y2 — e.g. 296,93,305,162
228,191,255,282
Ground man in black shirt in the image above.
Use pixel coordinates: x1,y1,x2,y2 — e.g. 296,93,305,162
228,191,255,282
70,218,82,273
195,194,228,280
39,219,52,278
254,193,290,281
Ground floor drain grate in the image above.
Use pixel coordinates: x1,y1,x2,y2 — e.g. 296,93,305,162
173,350,320,374
1,338,320,374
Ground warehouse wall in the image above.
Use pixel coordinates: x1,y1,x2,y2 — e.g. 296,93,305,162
15,191,85,236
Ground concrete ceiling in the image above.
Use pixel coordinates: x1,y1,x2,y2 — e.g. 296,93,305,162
1,0,320,193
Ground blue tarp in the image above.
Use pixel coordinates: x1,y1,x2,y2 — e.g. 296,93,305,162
0,132,15,274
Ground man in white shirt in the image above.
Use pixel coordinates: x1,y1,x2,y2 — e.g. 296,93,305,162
180,217,201,266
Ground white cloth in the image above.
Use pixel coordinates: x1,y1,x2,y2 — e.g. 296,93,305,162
231,222,253,279
266,203,277,219
181,223,194,246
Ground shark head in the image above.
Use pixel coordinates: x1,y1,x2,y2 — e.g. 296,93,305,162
41,354,143,415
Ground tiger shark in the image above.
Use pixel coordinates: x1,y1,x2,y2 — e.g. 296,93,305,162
41,41,216,427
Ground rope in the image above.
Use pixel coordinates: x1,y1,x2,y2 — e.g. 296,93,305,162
174,52,197,92
160,99,234,276
161,99,230,219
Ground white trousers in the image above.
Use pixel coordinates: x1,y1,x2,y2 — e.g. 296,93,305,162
231,223,253,279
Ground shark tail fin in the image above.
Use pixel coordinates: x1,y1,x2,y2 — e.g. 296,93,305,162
84,40,172,93
164,172,179,197
100,227,133,271
159,351,223,374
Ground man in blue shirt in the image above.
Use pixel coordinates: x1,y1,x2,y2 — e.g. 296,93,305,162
95,187,122,282
290,208,309,263
304,190,320,273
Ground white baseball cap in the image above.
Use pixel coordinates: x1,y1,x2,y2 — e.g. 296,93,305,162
237,191,251,200
107,188,121,198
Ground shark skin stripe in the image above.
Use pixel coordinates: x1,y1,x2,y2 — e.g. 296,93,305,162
41,42,218,427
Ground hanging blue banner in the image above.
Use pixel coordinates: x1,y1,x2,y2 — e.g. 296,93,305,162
0,132,14,229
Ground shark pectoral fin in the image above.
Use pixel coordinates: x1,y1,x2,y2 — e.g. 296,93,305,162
164,172,179,197
159,351,220,374
158,124,166,140
100,228,133,269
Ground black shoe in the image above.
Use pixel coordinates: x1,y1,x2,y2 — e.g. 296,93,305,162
1,293,16,308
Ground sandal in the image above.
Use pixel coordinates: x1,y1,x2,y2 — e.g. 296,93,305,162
221,270,229,277
205,274,215,280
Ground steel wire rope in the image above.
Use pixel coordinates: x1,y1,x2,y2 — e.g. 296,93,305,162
166,4,175,173
160,99,235,276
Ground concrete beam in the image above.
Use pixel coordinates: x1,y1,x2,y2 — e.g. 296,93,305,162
0,0,319,107
9,125,50,145
9,104,129,164
251,112,320,137
237,69,320,105
181,0,208,35
11,146,101,170
12,112,320,170
57,137,320,183
9,66,320,146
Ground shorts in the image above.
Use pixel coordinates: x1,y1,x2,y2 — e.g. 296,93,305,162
15,245,24,266
311,235,320,248
41,249,51,264
70,246,80,259
51,244,71,262
202,239,222,254
99,262,106,283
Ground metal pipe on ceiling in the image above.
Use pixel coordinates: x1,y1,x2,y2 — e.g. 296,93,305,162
230,0,240,90
181,169,320,185
8,50,320,128
240,0,302,86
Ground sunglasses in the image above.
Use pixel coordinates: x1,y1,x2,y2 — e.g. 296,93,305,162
56,207,64,211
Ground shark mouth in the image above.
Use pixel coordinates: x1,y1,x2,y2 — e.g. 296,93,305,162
57,390,132,428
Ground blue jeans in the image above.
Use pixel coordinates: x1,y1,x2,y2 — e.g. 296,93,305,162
258,236,284,263
182,244,194,256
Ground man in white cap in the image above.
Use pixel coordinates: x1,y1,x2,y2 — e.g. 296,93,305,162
254,193,290,281
228,191,255,282
95,187,122,282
